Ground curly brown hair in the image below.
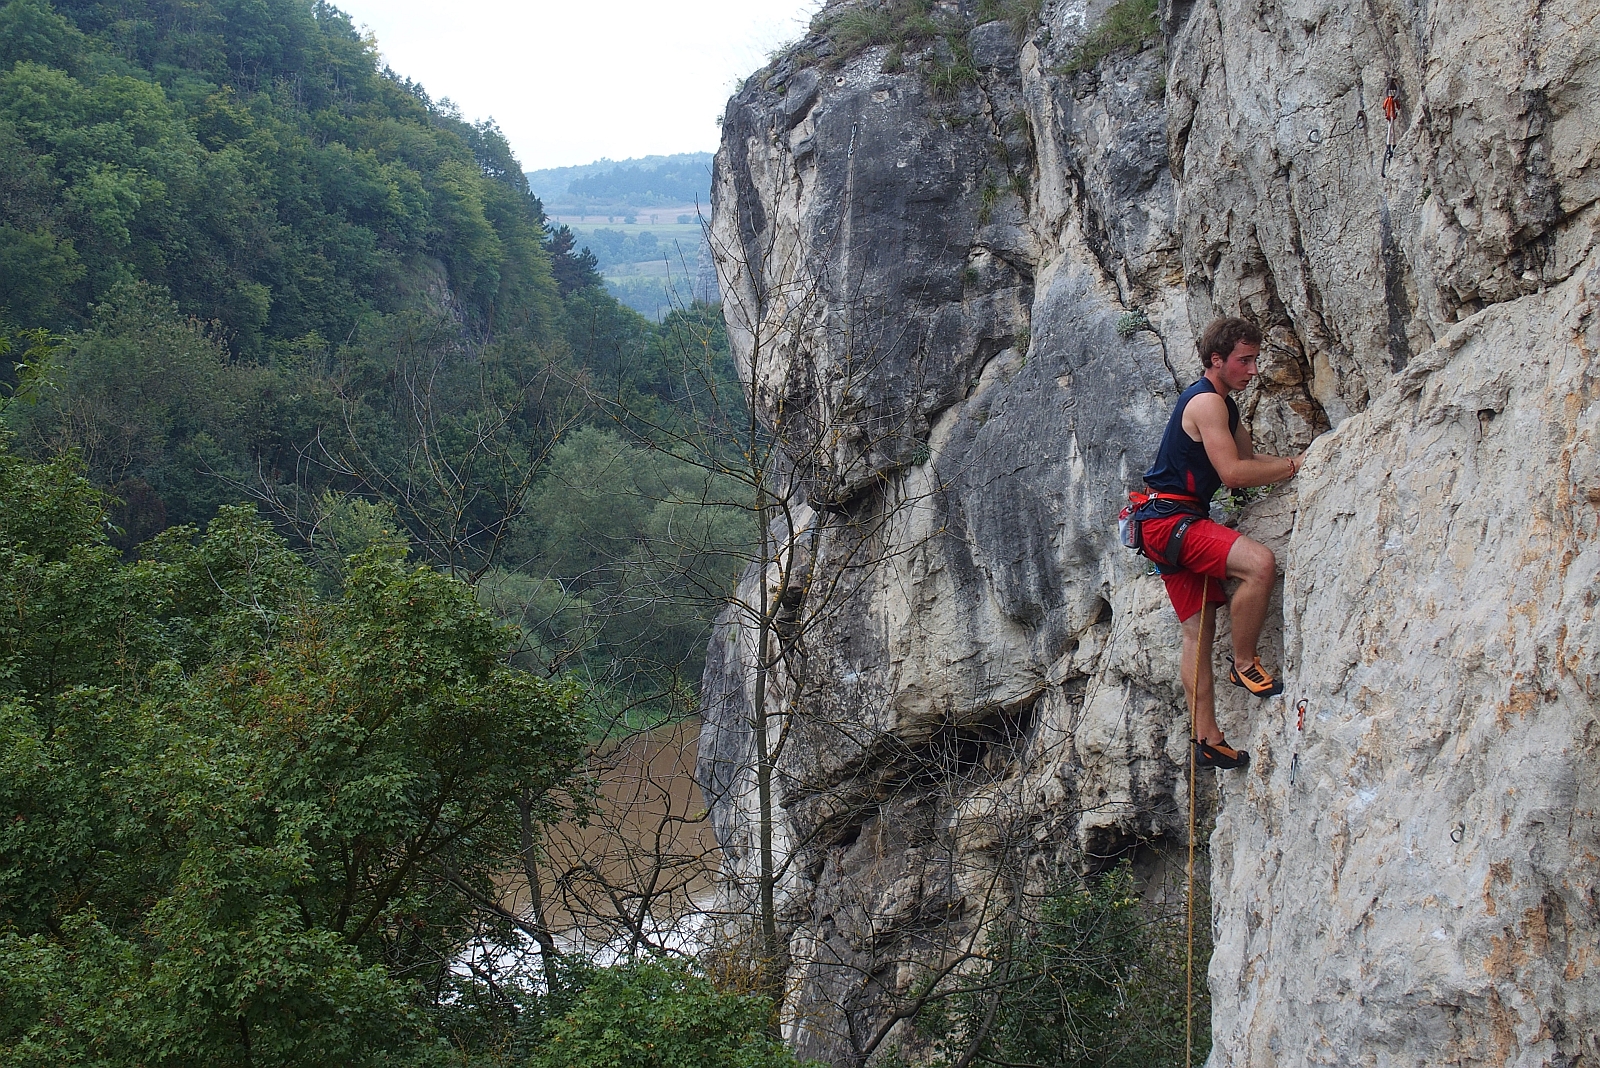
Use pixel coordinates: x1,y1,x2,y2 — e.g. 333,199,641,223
1197,317,1263,372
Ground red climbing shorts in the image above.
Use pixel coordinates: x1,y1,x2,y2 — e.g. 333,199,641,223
1140,514,1238,622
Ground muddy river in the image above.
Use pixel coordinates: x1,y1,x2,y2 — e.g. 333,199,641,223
508,717,721,956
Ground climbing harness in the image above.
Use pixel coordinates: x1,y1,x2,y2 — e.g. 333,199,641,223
1381,79,1399,177
1119,491,1205,574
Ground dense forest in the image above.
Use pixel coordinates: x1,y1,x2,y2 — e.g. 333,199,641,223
525,153,712,214
0,1,773,1064
0,0,745,695
564,158,711,208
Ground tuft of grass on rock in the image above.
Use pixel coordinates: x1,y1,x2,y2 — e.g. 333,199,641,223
925,34,979,98
975,0,1045,38
821,0,940,65
1057,0,1159,74
978,181,1003,224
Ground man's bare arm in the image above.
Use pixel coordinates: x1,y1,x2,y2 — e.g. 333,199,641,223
1187,393,1300,489
1232,418,1258,462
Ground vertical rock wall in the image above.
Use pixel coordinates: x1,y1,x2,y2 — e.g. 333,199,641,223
701,0,1600,1063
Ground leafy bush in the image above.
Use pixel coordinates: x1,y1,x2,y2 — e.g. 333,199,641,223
533,959,818,1068
1116,308,1152,338
924,861,1210,1067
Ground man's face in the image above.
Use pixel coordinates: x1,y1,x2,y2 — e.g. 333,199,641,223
1210,341,1260,392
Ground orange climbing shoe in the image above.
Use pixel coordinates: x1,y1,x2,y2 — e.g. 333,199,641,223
1228,656,1283,698
1194,738,1250,770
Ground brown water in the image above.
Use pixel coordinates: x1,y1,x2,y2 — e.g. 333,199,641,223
510,717,720,954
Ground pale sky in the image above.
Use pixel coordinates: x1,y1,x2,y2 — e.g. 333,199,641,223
334,0,824,172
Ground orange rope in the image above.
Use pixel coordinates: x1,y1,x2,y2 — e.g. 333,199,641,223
1185,574,1210,1068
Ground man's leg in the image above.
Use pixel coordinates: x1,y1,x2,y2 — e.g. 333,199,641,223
1180,599,1222,745
1224,534,1276,663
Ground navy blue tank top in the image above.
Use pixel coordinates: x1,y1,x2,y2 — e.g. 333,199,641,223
1143,378,1239,504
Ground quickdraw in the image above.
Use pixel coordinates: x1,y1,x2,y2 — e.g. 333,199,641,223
1289,698,1308,786
1381,79,1399,176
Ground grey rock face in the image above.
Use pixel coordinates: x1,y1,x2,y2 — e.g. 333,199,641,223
968,20,1021,71
701,0,1600,1063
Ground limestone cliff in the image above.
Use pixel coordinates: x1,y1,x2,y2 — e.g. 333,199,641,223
699,0,1600,1063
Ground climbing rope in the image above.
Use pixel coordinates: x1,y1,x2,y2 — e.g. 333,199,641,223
1184,574,1210,1068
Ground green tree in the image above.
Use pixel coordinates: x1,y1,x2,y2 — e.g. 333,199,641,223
0,0,562,348
545,224,602,296
508,424,751,707
0,442,591,1065
4,280,276,537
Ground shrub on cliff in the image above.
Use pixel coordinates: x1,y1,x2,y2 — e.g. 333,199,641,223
532,959,817,1068
922,861,1209,1067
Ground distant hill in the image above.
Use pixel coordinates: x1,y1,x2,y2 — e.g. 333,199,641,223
529,153,713,212
529,153,716,319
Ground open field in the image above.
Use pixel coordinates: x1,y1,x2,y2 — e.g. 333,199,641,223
546,205,707,231
569,223,703,242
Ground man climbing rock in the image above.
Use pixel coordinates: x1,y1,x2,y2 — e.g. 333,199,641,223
1137,318,1303,770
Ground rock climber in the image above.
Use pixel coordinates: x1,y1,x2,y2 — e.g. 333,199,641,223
1137,317,1303,770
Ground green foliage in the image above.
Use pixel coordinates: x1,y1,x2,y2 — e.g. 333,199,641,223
583,228,665,269
0,0,559,347
533,959,816,1068
606,274,684,322
0,7,782,1056
507,424,753,706
306,489,411,587
476,565,598,676
926,862,1209,1067
4,252,744,724
0,0,752,789
313,305,582,577
1058,0,1160,74
5,280,273,539
1116,307,1152,338
0,443,592,1065
546,224,603,296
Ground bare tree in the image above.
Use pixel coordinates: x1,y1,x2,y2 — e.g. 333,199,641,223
246,312,584,583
